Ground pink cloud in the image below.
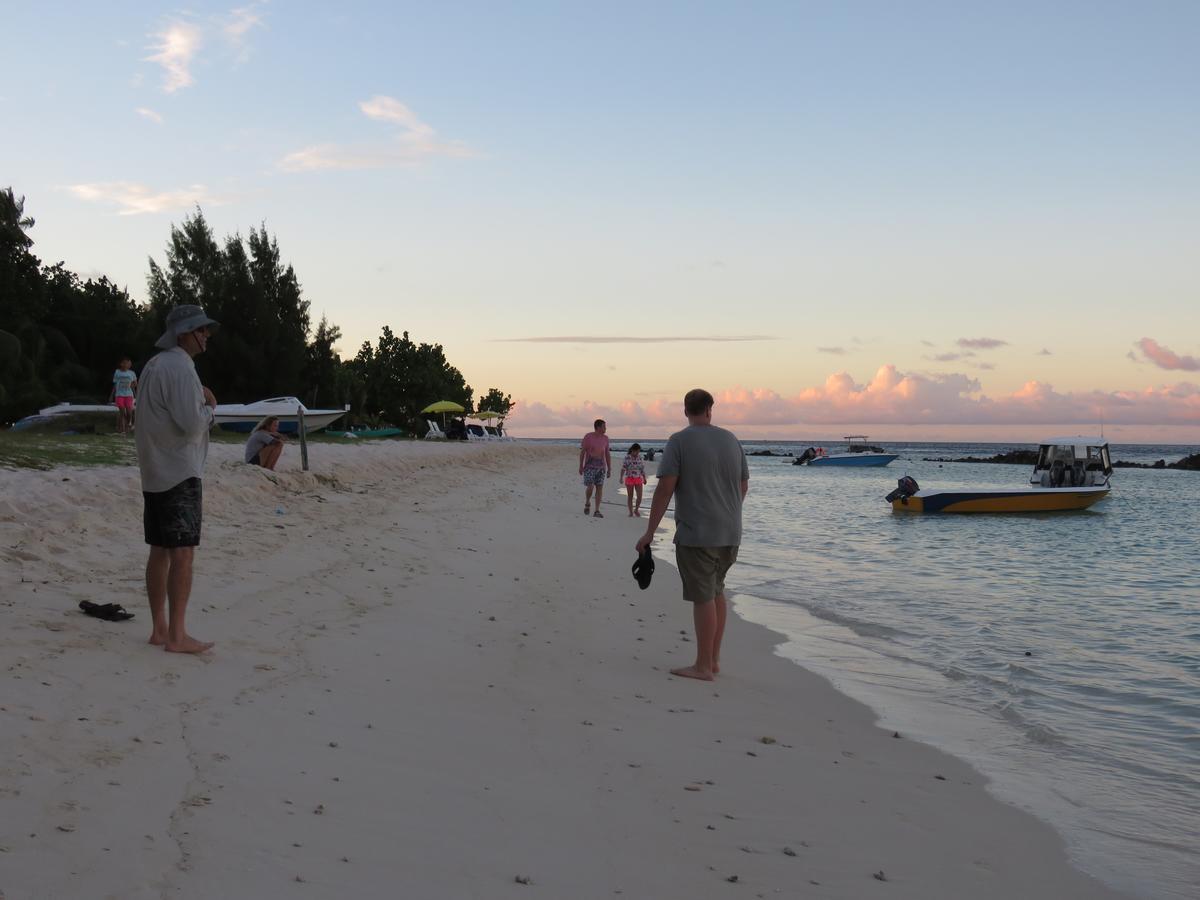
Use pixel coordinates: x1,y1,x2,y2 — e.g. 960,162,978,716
1137,338,1200,372
509,365,1200,432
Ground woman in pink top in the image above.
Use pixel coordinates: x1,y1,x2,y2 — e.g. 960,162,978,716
621,443,647,517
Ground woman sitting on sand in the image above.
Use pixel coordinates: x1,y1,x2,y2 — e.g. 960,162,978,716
244,416,287,470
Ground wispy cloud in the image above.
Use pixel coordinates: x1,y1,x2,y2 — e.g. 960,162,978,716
957,337,1008,350
280,94,475,172
144,22,203,93
497,335,776,344
135,107,164,124
66,182,218,216
223,3,266,59
920,340,936,348
817,346,846,355
1136,337,1200,372
510,367,1200,429
1037,348,1053,356
926,351,974,362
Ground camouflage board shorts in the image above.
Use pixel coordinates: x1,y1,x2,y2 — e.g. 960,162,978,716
143,477,203,548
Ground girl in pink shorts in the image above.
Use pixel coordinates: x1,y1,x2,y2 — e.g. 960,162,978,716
621,443,647,517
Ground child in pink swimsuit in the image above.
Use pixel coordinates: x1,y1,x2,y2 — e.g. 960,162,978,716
621,443,647,517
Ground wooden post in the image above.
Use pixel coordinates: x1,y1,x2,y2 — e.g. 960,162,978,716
298,404,309,471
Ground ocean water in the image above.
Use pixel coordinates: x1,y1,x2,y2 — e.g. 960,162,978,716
722,442,1200,899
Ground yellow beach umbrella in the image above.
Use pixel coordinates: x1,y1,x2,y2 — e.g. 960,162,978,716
421,400,466,414
474,410,502,420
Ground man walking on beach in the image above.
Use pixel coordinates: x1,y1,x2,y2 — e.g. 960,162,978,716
134,304,220,654
636,389,748,681
579,418,611,517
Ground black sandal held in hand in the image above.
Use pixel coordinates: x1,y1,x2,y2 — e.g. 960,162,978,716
631,546,655,590
79,600,135,621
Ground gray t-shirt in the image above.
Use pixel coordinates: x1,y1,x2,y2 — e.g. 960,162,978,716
657,424,749,547
134,347,214,493
244,429,278,463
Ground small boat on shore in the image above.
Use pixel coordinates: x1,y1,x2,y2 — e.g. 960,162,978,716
887,436,1113,513
11,403,121,431
796,435,899,467
214,397,347,433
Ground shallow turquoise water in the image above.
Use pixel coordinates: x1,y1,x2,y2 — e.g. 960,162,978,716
726,444,1199,899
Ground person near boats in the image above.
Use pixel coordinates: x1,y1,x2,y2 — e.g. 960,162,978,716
579,418,611,517
134,304,219,655
244,416,288,470
636,389,749,682
620,443,647,517
109,356,138,435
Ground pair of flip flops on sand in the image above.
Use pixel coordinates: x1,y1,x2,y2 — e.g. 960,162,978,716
79,600,134,621
631,546,654,590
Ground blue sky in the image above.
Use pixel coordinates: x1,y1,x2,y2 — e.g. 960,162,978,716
4,1,1198,438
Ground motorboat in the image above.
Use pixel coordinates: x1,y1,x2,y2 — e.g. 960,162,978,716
213,397,347,433
887,436,1112,513
11,403,121,430
796,435,899,467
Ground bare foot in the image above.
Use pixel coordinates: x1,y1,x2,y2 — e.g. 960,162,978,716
165,636,215,654
148,632,168,646
634,510,642,517
584,504,590,515
670,665,714,681
712,661,720,674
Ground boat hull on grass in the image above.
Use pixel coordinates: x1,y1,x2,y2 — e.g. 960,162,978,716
213,397,346,434
893,486,1110,513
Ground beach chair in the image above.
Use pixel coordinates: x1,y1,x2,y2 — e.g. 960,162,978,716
466,423,488,441
424,420,447,440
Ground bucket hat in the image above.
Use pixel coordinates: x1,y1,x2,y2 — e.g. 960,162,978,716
155,304,220,350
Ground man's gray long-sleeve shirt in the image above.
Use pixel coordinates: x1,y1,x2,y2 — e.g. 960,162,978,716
134,347,214,493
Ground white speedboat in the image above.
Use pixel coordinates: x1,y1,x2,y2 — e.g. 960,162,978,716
888,436,1112,513
214,397,347,434
796,435,899,467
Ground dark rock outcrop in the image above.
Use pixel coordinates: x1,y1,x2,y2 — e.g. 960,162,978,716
922,450,1038,465
1114,453,1200,471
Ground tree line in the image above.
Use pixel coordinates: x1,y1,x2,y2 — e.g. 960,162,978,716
0,188,513,432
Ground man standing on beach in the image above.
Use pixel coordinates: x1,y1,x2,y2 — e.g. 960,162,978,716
134,304,220,654
636,389,748,681
579,418,611,517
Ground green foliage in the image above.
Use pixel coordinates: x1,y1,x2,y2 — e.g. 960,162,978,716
347,326,473,431
1,189,511,432
477,388,514,417
146,212,313,402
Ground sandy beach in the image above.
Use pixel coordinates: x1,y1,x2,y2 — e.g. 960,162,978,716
0,441,1129,899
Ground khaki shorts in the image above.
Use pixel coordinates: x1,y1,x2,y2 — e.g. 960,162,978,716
675,545,738,604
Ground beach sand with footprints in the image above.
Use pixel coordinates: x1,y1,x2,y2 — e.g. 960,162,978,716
0,441,1127,898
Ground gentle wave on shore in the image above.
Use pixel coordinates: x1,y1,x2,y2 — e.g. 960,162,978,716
720,445,1199,900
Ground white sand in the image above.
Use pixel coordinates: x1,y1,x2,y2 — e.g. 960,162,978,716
0,442,1128,899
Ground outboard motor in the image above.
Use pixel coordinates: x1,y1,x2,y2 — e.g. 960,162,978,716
885,475,920,504
793,447,817,466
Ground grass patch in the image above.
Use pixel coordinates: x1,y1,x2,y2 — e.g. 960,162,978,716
1,425,410,471
0,431,137,471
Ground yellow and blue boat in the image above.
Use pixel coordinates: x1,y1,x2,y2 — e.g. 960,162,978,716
888,437,1112,513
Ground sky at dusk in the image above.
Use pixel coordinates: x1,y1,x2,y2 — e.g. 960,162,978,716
4,1,1198,441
